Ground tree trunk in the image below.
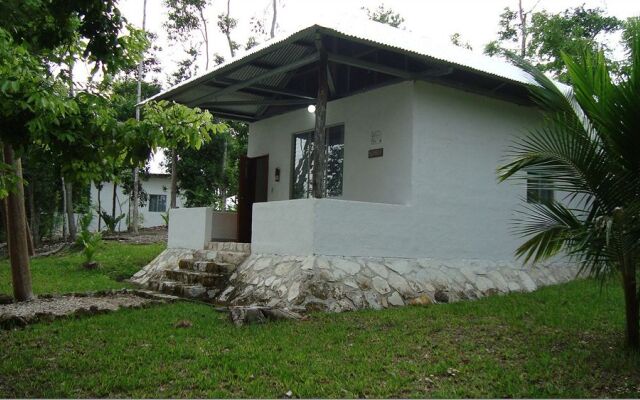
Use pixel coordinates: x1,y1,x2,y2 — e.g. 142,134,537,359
26,177,40,248
225,0,235,58
130,168,139,233
270,0,277,38
130,0,147,235
111,182,117,219
96,183,102,231
64,180,76,240
518,0,527,58
170,150,178,208
312,38,328,199
198,5,209,69
3,145,34,301
622,259,639,349
221,137,228,210
61,176,67,239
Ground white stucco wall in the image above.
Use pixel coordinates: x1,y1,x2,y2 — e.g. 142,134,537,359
89,175,185,231
167,207,213,249
248,80,542,262
248,81,414,205
410,81,540,260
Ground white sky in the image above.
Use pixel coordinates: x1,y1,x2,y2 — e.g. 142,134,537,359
110,0,638,172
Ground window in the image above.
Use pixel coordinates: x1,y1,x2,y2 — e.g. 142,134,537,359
291,125,344,199
148,194,167,212
526,173,554,204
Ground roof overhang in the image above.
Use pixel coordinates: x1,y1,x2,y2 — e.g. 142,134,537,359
145,21,542,122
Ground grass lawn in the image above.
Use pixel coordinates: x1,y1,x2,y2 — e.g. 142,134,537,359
1,243,639,398
0,241,165,295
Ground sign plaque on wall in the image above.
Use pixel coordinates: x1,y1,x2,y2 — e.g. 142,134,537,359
370,129,383,145
368,148,384,158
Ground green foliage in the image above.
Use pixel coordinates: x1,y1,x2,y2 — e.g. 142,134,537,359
161,212,169,226
0,0,144,73
450,32,473,50
99,211,125,233
164,121,247,208
498,28,640,346
484,5,622,81
142,100,224,151
363,4,405,28
75,211,102,265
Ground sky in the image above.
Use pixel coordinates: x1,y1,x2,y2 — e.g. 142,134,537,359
110,0,639,172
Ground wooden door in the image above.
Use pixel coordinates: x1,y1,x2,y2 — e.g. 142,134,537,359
237,155,269,243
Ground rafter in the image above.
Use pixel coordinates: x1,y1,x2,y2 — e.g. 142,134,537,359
186,53,320,106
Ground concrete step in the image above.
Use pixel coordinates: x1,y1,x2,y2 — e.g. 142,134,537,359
164,269,228,288
206,241,251,253
178,259,236,274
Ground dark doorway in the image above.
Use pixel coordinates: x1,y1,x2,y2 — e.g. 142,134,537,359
237,155,269,243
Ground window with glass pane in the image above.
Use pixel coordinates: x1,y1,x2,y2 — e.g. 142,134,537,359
526,173,553,204
148,194,167,212
291,125,344,199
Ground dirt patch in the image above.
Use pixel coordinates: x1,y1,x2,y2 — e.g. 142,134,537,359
101,226,167,244
0,289,178,329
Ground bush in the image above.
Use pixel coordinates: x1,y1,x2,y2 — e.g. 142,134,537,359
75,211,102,268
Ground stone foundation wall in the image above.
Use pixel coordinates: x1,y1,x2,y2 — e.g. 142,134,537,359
131,249,580,313
226,255,580,312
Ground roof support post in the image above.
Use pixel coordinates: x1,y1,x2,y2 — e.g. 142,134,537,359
312,35,329,199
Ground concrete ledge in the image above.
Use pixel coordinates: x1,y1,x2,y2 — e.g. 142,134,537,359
252,198,415,257
168,208,213,249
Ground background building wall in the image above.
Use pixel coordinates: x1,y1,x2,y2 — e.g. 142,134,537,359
89,175,185,231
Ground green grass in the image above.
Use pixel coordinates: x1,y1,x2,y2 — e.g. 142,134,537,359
0,241,165,295
1,243,639,397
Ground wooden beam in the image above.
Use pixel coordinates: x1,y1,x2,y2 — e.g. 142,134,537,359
327,52,453,80
328,52,414,79
312,35,329,199
326,65,336,96
202,108,257,122
202,98,315,107
186,53,320,106
206,79,315,99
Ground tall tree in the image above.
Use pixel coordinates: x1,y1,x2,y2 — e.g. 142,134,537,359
0,0,147,301
164,0,211,70
498,26,640,348
130,0,148,234
484,4,621,81
218,0,239,58
270,0,277,38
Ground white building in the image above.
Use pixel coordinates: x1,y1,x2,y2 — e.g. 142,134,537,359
132,19,575,310
89,173,185,231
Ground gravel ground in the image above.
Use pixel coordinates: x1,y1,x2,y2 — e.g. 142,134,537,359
0,290,178,329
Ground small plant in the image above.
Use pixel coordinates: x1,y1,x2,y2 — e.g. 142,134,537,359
99,210,125,233
161,212,169,227
76,211,102,269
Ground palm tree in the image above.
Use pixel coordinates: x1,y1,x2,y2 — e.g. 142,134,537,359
498,29,640,348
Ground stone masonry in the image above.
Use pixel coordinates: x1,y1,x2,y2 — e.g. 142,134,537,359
131,243,581,312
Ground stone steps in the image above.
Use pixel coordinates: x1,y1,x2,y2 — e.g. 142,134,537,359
178,259,236,274
148,242,251,303
164,269,228,287
155,280,212,299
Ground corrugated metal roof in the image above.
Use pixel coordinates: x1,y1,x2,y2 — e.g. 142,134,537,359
145,17,562,107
